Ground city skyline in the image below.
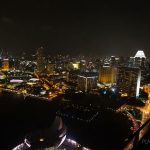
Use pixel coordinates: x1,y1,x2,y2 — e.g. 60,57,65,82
0,1,150,149
0,46,150,149
0,1,150,56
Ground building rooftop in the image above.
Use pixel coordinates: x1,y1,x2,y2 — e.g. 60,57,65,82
78,72,98,78
134,50,146,59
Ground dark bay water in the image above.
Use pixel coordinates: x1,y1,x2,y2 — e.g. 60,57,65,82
0,90,59,150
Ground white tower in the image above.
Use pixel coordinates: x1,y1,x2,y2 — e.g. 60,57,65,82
134,50,146,59
134,50,146,67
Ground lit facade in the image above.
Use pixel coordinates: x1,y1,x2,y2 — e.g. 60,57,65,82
36,47,45,73
47,63,55,75
110,56,116,66
99,63,117,86
143,85,150,100
134,50,146,59
70,62,80,70
78,73,98,92
134,50,146,67
117,67,141,97
1,59,9,72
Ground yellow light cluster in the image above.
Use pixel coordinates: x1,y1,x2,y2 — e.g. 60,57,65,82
121,93,128,97
143,85,150,100
143,85,150,94
72,62,79,69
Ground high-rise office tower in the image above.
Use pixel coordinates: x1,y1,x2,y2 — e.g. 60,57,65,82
78,72,98,92
117,67,141,97
110,56,116,66
0,49,9,72
36,47,45,74
99,62,117,86
134,50,146,67
128,57,135,67
134,50,146,87
47,63,55,75
1,58,9,72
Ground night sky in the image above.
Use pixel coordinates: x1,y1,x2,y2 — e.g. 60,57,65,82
0,1,150,56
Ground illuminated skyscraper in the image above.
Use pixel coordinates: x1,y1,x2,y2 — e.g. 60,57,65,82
134,50,146,67
110,56,116,66
99,62,117,86
134,50,146,59
0,49,9,72
36,47,45,74
117,67,141,97
1,59,9,72
78,72,98,92
47,63,55,75
128,57,135,67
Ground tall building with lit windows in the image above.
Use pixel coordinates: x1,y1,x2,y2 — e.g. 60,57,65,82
0,49,9,72
134,50,146,67
117,67,141,97
99,62,117,86
133,50,146,87
110,56,116,66
36,47,45,74
78,72,98,92
1,58,9,72
47,63,55,75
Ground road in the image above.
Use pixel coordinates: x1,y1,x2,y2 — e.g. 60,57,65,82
117,98,150,141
